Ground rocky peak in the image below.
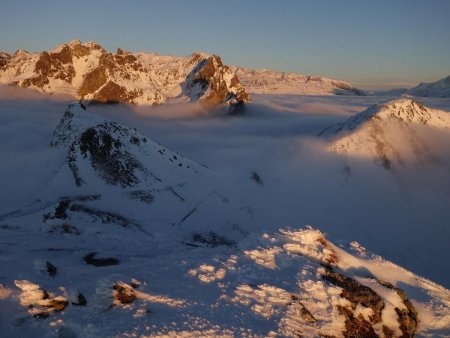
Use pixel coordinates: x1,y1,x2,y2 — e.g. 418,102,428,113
68,39,82,47
0,51,11,59
53,102,205,187
0,52,11,68
187,54,251,110
0,40,250,110
12,49,30,58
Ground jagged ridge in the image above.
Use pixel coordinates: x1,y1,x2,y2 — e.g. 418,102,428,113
231,66,365,96
52,102,207,188
0,40,251,109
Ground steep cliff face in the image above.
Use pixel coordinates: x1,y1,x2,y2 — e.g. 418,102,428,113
0,40,251,109
0,52,11,68
187,55,251,107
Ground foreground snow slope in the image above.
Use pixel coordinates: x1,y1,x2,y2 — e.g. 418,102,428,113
0,100,449,337
0,223,448,337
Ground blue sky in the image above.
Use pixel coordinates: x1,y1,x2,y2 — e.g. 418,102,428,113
1,0,449,89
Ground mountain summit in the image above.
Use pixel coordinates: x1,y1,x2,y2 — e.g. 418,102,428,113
0,40,250,110
322,99,450,169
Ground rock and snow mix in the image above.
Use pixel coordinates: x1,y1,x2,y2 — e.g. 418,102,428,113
1,223,449,337
231,66,366,96
0,98,449,336
322,98,450,170
0,40,250,109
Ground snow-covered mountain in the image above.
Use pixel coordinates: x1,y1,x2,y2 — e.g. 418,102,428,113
0,40,250,110
0,101,449,337
375,76,450,98
322,99,450,169
231,66,366,96
408,75,450,98
0,40,366,107
8,101,259,241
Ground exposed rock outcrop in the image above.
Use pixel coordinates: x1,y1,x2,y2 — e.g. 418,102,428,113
187,55,251,109
52,102,206,189
0,41,251,110
0,51,11,69
15,280,68,318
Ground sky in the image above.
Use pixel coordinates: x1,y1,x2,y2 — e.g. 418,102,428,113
1,0,449,90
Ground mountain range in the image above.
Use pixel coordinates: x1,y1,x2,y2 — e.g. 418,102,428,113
0,40,250,112
231,66,366,96
2,40,449,108
0,40,369,108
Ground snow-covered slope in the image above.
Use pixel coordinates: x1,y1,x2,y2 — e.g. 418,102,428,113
0,102,449,337
322,99,450,169
408,75,450,98
0,40,250,110
231,66,365,96
2,101,258,241
375,76,450,98
0,222,448,337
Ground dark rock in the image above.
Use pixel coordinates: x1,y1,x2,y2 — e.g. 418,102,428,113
316,235,338,266
250,172,264,186
72,293,87,306
70,204,136,228
78,67,107,98
54,200,70,219
45,299,68,312
83,252,119,267
49,223,81,235
33,311,50,319
187,54,251,109
322,269,384,323
77,123,147,187
113,283,136,304
377,280,417,337
188,232,236,248
46,261,57,276
127,190,154,204
22,46,75,89
322,268,386,337
337,305,379,338
300,304,317,323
